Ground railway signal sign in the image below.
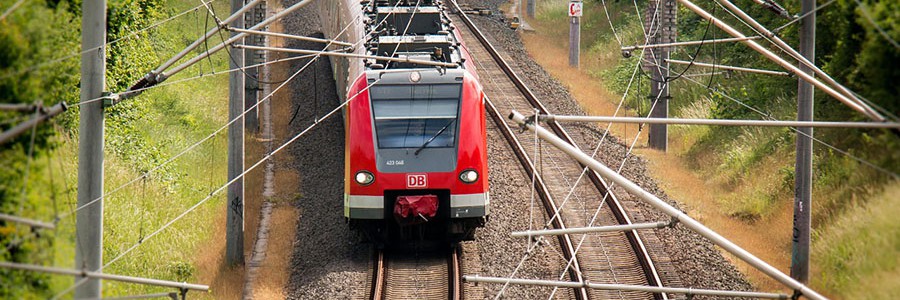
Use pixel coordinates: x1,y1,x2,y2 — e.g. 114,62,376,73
568,1,583,17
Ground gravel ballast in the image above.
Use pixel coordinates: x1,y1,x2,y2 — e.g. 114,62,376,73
278,0,755,299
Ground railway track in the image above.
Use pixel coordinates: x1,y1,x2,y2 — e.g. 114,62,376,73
369,247,462,300
448,1,674,299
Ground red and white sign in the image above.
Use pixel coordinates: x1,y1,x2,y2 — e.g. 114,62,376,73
407,174,427,188
568,1,583,17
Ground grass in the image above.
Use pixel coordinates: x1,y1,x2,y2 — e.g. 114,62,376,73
813,182,900,299
519,0,900,297
33,0,235,297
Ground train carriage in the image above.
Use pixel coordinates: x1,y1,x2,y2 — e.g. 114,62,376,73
329,0,488,243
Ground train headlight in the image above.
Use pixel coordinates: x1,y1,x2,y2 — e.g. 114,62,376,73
355,170,374,185
459,169,478,183
409,71,421,83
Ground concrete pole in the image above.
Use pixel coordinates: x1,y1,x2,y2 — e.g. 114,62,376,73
648,52,669,151
647,0,673,151
226,0,246,266
791,0,815,283
75,0,106,297
527,0,535,18
569,11,580,67
243,1,265,134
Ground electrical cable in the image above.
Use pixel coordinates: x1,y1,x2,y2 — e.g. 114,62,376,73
643,58,899,179
853,0,900,50
0,0,219,81
0,0,25,21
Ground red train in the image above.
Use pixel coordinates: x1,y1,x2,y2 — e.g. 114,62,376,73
342,0,488,243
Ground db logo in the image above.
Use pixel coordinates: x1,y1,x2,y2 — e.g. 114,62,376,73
407,174,427,188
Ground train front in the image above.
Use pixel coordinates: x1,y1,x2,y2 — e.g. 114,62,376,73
344,67,488,243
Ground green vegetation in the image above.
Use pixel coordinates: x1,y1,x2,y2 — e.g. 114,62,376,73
1,0,230,297
535,0,898,297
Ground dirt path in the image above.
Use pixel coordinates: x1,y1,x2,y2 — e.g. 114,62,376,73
515,6,793,292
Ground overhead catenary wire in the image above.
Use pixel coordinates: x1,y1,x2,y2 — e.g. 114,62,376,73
621,36,760,52
0,261,208,292
55,1,411,296
510,110,827,300
0,0,220,81
61,0,405,220
472,0,670,296
56,75,384,300
772,0,836,33
0,0,26,21
666,58,791,76
0,213,55,230
707,0,886,121
234,44,459,68
225,27,354,47
0,102,68,145
642,57,899,179
852,0,900,50
540,114,900,128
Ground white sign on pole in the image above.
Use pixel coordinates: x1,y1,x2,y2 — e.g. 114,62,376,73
568,1,583,17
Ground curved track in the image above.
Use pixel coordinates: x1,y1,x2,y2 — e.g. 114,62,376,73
448,1,671,299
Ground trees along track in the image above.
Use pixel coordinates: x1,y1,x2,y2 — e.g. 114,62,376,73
369,247,462,300
448,1,676,299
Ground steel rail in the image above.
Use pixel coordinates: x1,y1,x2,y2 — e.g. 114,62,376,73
483,96,589,300
370,249,385,300
510,110,828,300
465,276,789,299
451,246,462,300
449,1,665,299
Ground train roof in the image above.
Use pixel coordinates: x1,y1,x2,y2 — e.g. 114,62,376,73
362,0,464,71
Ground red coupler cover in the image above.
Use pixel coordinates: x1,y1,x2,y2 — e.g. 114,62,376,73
393,195,439,225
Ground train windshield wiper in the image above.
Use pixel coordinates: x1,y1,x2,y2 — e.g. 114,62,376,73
414,119,456,156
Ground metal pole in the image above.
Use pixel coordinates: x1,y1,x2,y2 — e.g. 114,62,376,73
464,275,789,299
512,222,669,237
226,0,245,266
569,3,580,67
527,0,534,18
509,110,828,300
226,27,354,47
243,1,264,134
153,0,263,75
0,102,68,146
75,0,106,296
0,213,55,230
0,262,208,291
647,0,674,151
791,0,815,283
233,45,459,68
677,0,881,121
621,36,759,52
162,0,316,79
665,59,791,76
537,115,900,129
712,0,883,121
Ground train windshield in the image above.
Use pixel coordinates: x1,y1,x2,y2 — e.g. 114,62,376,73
370,84,461,149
